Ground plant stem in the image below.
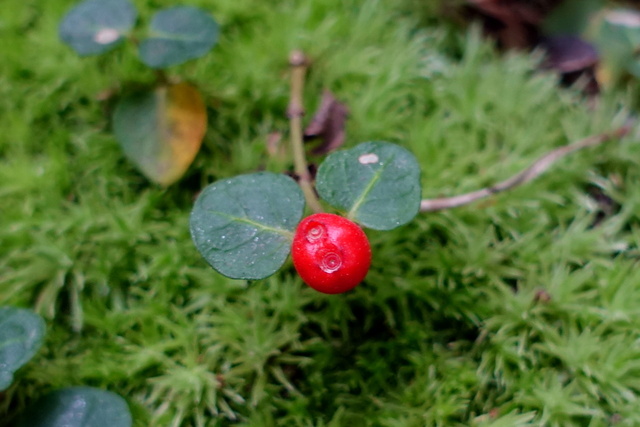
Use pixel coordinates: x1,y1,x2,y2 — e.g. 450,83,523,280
154,69,170,85
288,50,324,214
420,124,633,212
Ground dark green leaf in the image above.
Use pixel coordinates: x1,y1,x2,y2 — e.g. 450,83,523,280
16,387,132,427
542,0,602,36
59,0,137,56
139,6,219,68
316,141,421,230
190,172,304,280
0,307,45,391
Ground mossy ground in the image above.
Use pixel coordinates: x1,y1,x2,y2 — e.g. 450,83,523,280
2,0,640,426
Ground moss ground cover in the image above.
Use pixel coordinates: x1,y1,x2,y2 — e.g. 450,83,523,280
2,0,640,426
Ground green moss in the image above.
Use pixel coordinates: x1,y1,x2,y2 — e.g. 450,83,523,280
2,0,640,426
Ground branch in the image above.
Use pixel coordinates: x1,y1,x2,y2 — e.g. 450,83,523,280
287,50,324,214
420,124,633,212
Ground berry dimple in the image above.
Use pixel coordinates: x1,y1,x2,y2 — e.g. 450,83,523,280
319,250,342,273
305,223,325,242
292,213,371,294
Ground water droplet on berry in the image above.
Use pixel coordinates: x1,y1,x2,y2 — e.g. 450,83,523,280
320,252,342,273
306,223,325,242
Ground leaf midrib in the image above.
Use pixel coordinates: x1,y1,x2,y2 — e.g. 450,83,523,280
207,210,294,239
347,159,390,220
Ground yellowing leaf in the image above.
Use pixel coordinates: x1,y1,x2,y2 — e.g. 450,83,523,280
113,82,206,185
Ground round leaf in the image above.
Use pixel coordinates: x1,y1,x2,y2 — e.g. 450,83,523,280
59,0,137,56
542,0,602,36
190,172,305,280
0,307,46,391
16,387,132,427
591,10,640,82
113,82,207,186
316,141,421,230
139,6,219,68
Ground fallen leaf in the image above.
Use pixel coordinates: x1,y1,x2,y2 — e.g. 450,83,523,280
113,82,207,185
587,184,619,227
304,90,348,155
266,131,286,159
534,289,552,303
465,0,561,49
542,35,598,73
541,35,600,94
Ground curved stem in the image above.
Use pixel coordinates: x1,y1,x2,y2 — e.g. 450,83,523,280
154,69,170,85
288,50,324,214
420,124,633,212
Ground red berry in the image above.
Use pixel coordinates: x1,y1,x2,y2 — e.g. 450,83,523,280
292,213,371,294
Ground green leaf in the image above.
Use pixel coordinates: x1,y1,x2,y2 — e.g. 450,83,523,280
316,141,421,230
190,172,304,280
59,0,137,56
590,9,640,83
113,83,207,186
139,6,219,68
16,387,132,427
0,307,46,391
542,0,603,36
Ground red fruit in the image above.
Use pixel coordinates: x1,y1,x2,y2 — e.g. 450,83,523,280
292,213,371,294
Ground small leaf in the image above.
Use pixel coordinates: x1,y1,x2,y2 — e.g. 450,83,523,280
0,307,46,391
542,35,598,73
59,0,137,56
542,0,603,37
304,90,349,155
591,9,640,83
316,141,421,230
466,0,547,49
139,6,219,68
190,172,305,280
113,82,207,185
16,387,132,427
541,35,600,94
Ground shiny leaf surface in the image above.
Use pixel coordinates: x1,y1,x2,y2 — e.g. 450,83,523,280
190,173,304,280
0,307,45,391
316,141,421,230
16,387,132,427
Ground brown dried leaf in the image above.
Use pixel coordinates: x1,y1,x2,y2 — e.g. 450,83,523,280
304,90,348,155
587,184,619,227
542,35,598,73
266,131,285,158
542,35,600,94
466,0,562,49
534,289,552,303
